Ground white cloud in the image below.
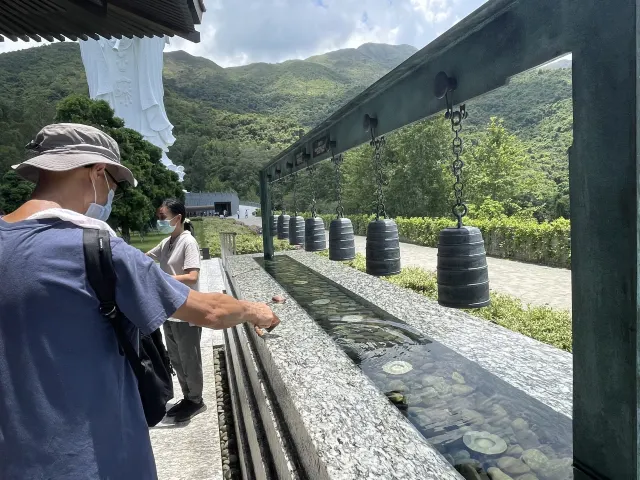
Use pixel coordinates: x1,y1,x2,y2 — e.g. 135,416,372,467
167,0,488,66
0,39,50,55
1,0,488,66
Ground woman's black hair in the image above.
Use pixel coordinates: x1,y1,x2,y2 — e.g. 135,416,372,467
162,198,194,234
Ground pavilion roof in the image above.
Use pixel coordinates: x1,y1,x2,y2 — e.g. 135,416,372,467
0,0,204,43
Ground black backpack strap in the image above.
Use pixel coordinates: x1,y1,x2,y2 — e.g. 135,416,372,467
83,229,144,378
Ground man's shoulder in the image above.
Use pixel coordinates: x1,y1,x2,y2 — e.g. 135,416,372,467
109,236,153,263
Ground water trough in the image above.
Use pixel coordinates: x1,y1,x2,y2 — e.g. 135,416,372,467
220,250,573,480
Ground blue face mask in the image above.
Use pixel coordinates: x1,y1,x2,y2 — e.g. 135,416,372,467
85,173,114,222
157,217,177,234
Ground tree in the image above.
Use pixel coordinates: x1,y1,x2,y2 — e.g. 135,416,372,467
339,117,452,218
384,118,452,218
464,118,555,218
0,170,34,214
55,95,184,242
464,118,528,204
340,144,373,214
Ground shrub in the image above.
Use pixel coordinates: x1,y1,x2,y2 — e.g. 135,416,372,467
202,217,294,257
319,252,572,352
291,212,571,268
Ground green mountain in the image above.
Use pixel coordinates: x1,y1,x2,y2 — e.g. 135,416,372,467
0,41,572,211
466,68,573,204
0,41,417,198
164,42,418,127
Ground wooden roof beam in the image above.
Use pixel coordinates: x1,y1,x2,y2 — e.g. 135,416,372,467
0,0,201,43
109,3,200,42
189,0,205,24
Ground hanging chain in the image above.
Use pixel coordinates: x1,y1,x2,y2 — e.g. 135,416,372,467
279,177,286,214
447,103,468,227
332,151,345,218
291,173,298,216
308,165,317,218
371,132,387,220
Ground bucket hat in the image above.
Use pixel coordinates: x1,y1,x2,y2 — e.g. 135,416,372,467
12,123,138,187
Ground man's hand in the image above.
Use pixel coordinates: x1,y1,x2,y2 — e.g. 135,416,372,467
241,301,280,335
173,291,280,333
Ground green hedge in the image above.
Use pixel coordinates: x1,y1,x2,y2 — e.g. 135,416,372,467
292,212,571,269
317,251,572,352
202,217,294,257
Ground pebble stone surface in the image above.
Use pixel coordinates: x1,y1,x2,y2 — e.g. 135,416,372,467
289,250,573,419
227,253,463,480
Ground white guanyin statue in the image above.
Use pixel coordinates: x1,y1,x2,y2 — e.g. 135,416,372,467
79,36,185,181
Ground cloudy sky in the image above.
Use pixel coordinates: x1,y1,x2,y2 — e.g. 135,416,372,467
0,0,487,67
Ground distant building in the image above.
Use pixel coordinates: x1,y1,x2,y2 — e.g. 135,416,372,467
185,192,239,217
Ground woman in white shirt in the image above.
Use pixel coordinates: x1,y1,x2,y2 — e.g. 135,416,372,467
147,198,205,423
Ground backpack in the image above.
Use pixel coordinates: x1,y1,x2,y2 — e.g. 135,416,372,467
82,228,174,427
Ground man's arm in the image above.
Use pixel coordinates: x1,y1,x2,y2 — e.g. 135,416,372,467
112,238,279,334
173,290,280,332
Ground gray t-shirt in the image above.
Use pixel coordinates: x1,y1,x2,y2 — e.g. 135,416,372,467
0,218,191,480
148,230,200,323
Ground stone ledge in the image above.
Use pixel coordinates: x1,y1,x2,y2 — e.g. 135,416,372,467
227,252,462,480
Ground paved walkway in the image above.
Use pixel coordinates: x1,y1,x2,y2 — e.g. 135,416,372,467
236,216,572,311
150,259,225,480
350,235,572,312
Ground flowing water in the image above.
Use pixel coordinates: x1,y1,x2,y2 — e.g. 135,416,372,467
257,256,573,480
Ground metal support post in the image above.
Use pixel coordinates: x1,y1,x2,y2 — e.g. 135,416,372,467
259,170,274,259
570,2,640,478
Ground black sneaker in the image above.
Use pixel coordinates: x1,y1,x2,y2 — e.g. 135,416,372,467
166,399,190,418
174,400,207,423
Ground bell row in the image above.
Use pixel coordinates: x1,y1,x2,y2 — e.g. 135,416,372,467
269,213,490,309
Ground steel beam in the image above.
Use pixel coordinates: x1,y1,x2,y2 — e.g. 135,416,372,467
262,0,568,179
259,0,640,477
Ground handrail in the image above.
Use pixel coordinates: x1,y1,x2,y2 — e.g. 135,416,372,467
220,232,237,272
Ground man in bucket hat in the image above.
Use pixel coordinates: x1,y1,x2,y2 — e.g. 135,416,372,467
0,123,279,479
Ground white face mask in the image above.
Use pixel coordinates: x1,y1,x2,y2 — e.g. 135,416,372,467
85,172,114,222
157,216,178,234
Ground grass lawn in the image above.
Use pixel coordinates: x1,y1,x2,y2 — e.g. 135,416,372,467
129,232,166,253
127,218,240,254
317,251,573,352
200,217,294,257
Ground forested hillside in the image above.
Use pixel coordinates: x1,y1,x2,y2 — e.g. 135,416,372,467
0,41,572,218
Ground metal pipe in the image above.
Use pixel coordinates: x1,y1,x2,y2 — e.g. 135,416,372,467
259,170,274,259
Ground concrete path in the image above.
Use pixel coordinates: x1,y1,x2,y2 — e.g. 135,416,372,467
236,216,572,311
350,235,572,312
150,259,225,480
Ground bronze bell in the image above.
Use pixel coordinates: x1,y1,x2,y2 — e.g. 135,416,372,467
366,219,401,276
437,226,490,309
270,215,277,236
277,214,290,240
289,216,305,245
329,217,356,261
305,217,326,252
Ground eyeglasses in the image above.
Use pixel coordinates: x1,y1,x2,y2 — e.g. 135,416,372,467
85,165,127,201
105,170,127,201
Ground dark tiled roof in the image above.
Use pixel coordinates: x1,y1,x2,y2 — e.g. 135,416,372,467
0,0,202,43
